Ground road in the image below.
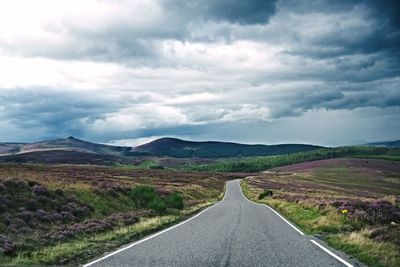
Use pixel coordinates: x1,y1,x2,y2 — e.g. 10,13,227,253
85,180,352,267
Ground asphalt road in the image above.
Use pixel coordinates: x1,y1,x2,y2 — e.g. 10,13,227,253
85,180,351,267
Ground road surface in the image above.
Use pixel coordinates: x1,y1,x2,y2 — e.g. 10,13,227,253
85,180,352,267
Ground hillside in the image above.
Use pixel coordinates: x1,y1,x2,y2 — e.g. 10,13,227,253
0,150,142,165
0,143,23,155
364,140,400,148
131,137,324,158
187,146,391,172
0,136,131,156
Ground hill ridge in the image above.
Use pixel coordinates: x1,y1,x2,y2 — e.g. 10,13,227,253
132,137,324,158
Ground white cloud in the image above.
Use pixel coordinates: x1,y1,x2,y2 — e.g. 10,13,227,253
81,104,188,136
107,136,164,147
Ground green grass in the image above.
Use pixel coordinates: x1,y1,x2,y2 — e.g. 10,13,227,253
73,189,136,217
240,181,350,234
327,233,400,267
266,199,350,234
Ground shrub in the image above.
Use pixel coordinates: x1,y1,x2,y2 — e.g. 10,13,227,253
37,195,49,204
148,198,167,213
0,196,10,211
3,180,19,190
130,185,185,212
26,199,39,211
333,199,400,225
60,211,76,223
259,190,273,200
27,181,38,187
165,192,184,209
149,165,164,170
35,209,50,222
32,185,49,196
17,210,34,223
130,185,159,209
0,235,15,255
49,212,62,222
55,188,64,196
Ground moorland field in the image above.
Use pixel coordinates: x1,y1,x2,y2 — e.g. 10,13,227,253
242,158,400,267
0,137,399,266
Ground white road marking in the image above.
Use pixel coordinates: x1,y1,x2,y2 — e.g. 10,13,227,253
310,239,354,267
83,204,216,266
237,180,305,235
263,205,305,236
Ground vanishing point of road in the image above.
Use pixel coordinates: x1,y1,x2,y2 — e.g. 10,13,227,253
85,180,354,267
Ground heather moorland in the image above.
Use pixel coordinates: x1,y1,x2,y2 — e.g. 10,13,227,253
242,158,400,267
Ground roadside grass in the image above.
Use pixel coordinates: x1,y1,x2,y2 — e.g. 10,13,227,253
73,189,136,217
240,181,351,234
327,231,400,267
2,201,216,266
266,199,349,234
240,178,400,267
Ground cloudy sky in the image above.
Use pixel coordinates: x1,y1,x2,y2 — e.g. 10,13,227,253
0,0,399,146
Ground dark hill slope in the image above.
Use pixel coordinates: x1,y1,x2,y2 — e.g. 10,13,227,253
131,138,324,158
0,150,136,165
0,143,23,154
3,136,131,156
364,140,400,148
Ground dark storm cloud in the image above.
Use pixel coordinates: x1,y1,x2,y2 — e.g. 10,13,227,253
283,0,400,59
0,89,124,138
2,0,279,61
163,0,277,25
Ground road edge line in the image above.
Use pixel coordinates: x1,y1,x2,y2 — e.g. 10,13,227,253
238,180,305,236
310,239,354,267
83,204,217,266
263,205,305,236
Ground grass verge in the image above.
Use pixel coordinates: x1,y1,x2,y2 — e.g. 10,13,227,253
1,201,216,266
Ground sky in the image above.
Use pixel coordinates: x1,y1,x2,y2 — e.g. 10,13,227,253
0,0,399,147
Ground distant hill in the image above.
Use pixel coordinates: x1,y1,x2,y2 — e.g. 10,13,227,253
131,137,324,158
0,143,23,155
0,136,131,156
0,150,134,165
364,140,400,148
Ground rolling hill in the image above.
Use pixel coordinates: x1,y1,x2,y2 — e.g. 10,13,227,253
364,140,400,148
0,143,23,155
0,136,131,156
131,137,324,158
0,150,137,165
